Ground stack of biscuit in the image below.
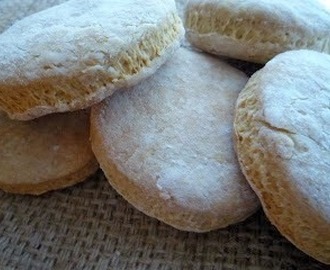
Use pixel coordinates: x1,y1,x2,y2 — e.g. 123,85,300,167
0,0,329,265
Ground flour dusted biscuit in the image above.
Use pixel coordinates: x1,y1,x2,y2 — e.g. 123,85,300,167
0,0,184,120
0,110,98,195
91,47,259,232
185,0,330,63
0,0,67,33
234,50,330,264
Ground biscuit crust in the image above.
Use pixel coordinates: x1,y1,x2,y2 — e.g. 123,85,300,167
185,0,330,63
234,50,330,264
0,110,98,195
0,0,184,120
91,47,259,232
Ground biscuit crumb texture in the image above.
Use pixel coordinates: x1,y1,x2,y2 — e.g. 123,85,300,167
0,0,68,33
91,47,259,232
185,0,330,63
0,0,184,120
0,110,98,195
234,50,330,264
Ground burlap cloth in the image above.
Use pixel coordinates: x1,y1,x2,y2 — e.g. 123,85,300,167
0,170,325,270
0,60,327,270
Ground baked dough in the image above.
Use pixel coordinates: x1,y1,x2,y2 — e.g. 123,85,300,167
0,0,67,33
0,110,98,195
234,50,330,264
91,47,259,232
0,0,184,120
185,0,330,63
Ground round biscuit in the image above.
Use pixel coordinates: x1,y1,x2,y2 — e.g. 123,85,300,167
234,50,330,264
0,110,98,195
185,0,330,63
91,47,259,232
0,0,184,120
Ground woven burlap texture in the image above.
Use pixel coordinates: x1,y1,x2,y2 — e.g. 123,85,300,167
0,171,325,270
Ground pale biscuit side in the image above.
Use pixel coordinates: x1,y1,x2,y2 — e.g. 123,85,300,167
185,0,330,63
0,111,98,195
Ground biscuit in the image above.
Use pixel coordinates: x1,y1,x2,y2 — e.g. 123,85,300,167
185,0,330,63
0,110,98,195
0,0,184,120
91,47,259,232
234,50,330,264
0,0,67,33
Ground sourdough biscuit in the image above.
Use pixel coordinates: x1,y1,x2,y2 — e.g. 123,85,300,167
234,50,330,264
91,47,259,232
185,0,330,63
0,0,67,33
0,110,98,195
0,0,184,120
